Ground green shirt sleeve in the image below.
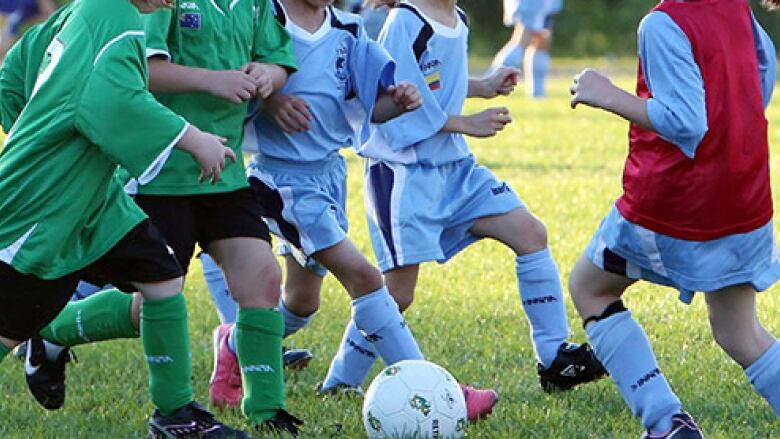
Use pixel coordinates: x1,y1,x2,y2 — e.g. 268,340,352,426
0,36,29,132
75,33,187,183
142,8,173,59
252,0,297,72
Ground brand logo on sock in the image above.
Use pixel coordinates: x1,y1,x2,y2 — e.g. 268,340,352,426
364,333,383,343
523,295,559,306
146,355,175,364
347,338,377,358
243,364,275,373
631,368,661,392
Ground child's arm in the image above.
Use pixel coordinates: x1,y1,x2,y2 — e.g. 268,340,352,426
442,107,512,138
147,59,259,104
240,63,288,99
570,12,708,158
372,81,422,123
468,67,519,98
264,93,312,134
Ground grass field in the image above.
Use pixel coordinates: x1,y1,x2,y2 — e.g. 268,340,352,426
1,70,779,438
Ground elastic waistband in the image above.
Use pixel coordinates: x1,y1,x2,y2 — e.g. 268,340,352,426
248,153,345,175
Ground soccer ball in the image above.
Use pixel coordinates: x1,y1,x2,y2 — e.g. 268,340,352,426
362,360,468,438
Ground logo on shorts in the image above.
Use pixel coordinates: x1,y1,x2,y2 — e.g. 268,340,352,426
491,182,511,196
180,12,202,30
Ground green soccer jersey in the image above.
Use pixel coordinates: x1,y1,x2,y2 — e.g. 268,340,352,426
0,0,189,280
0,4,74,132
140,0,297,196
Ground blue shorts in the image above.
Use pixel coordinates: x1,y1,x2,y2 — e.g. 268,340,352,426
585,205,780,303
1,0,38,36
503,0,562,30
365,156,524,272
247,154,349,278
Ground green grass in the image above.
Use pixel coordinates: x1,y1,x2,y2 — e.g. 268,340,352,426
2,71,779,438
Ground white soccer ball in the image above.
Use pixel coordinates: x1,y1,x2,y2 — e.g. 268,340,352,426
362,360,468,439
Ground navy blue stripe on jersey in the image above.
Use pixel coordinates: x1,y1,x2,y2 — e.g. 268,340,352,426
396,4,433,62
368,162,399,268
329,5,358,38
456,8,469,27
248,177,302,249
271,0,286,26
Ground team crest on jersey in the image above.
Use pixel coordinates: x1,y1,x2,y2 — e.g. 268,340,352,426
335,43,349,91
180,12,202,30
420,58,442,91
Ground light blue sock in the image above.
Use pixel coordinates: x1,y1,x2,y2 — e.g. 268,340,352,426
587,310,681,434
72,281,105,300
228,324,237,354
199,253,238,324
745,340,780,416
526,49,550,98
322,320,378,388
352,287,423,364
278,299,314,338
516,249,569,368
493,42,525,71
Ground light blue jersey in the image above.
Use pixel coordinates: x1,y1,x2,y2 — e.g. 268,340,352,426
358,2,471,166
503,0,563,29
243,1,395,162
640,10,776,158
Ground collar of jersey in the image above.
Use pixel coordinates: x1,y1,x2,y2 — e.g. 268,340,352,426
206,0,241,16
279,2,332,42
399,1,464,38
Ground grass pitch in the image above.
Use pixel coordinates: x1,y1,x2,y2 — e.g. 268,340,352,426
0,70,778,438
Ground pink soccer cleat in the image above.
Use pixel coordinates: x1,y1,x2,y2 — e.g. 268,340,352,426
460,384,499,421
209,324,243,407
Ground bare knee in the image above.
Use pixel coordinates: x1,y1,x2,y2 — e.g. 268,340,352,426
343,263,383,298
283,285,320,317
518,216,548,254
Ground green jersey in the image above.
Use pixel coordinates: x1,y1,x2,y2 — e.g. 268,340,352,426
140,0,297,196
0,0,189,280
0,4,74,132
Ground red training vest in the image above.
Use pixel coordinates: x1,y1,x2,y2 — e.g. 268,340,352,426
616,0,772,241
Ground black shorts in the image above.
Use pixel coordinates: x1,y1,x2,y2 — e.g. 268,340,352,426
0,220,183,341
134,188,270,273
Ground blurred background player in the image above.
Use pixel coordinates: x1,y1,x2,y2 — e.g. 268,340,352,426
569,0,780,436
198,0,427,412
491,0,563,98
0,0,55,61
321,0,606,422
340,0,388,39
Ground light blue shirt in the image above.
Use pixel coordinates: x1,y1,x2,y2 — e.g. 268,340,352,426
244,4,394,163
359,2,471,166
639,10,776,159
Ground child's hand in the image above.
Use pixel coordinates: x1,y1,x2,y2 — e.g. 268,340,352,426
178,126,237,184
265,94,312,134
482,67,520,98
207,70,258,104
387,81,422,112
570,69,614,109
462,107,512,138
241,63,274,100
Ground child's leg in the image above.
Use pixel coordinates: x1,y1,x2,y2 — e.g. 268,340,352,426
524,32,552,98
199,252,238,324
490,24,531,72
470,208,567,368
0,337,16,362
322,264,419,390
705,284,779,415
570,255,682,434
279,255,321,338
207,238,286,425
316,240,422,364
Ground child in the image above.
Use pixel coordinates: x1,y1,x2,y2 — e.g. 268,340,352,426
0,0,246,436
322,0,606,416
0,0,55,60
139,0,303,434
491,0,563,98
568,0,780,436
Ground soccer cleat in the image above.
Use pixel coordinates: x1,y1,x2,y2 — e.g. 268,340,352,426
256,409,304,437
538,342,607,393
315,381,364,398
640,413,703,439
460,384,499,421
283,347,313,370
148,401,249,438
24,336,73,410
209,324,242,408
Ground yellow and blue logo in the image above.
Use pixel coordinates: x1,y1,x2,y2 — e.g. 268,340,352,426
426,71,441,91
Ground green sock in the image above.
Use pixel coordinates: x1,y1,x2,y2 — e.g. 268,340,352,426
236,307,285,423
39,289,137,347
0,343,10,363
141,293,192,415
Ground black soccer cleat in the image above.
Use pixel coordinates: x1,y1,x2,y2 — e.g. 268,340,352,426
148,401,249,438
314,381,364,398
283,347,313,371
24,336,73,410
640,413,703,439
538,342,607,393
256,409,304,437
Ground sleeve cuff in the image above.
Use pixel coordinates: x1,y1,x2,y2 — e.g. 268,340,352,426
145,48,171,60
136,121,188,185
